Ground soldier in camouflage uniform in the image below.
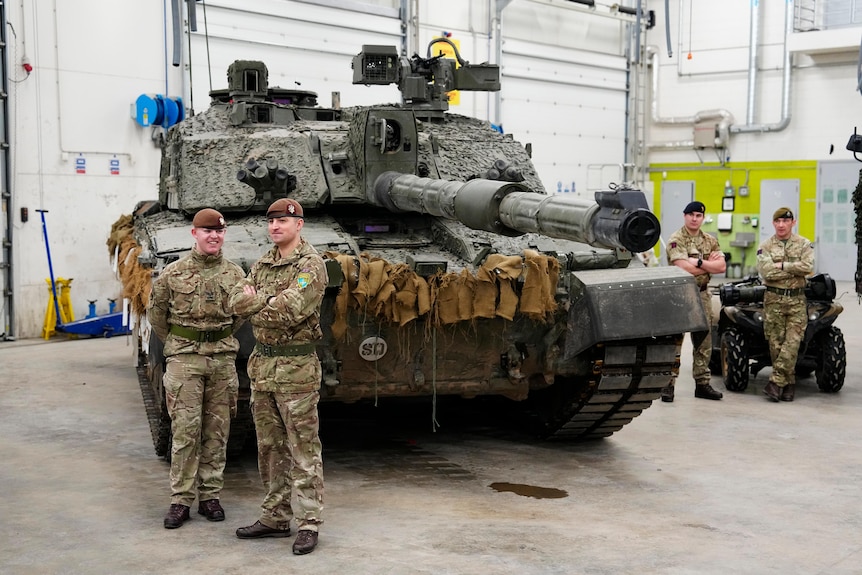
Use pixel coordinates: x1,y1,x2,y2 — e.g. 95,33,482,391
663,201,725,402
230,198,327,555
756,207,814,402
147,208,246,529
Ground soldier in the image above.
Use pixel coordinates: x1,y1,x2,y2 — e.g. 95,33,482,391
147,208,246,529
756,207,814,402
229,198,327,555
662,201,725,402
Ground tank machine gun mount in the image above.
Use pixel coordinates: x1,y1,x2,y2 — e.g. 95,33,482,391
352,40,500,118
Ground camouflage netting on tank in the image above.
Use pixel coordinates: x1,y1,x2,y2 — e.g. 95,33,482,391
106,214,560,330
854,168,862,292
325,249,560,340
106,214,152,317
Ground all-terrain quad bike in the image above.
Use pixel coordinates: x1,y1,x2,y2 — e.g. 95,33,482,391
710,273,846,393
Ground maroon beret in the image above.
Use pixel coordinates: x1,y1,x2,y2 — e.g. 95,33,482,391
266,198,304,219
192,208,226,229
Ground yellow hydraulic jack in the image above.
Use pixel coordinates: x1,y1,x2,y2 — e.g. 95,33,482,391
42,277,75,339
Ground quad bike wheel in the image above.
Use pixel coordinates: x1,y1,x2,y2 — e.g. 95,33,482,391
721,327,749,392
815,326,846,393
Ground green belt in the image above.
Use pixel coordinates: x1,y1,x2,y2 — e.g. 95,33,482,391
766,286,804,297
169,324,233,343
255,342,317,357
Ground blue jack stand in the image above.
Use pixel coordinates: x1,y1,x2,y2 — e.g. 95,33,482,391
39,209,131,339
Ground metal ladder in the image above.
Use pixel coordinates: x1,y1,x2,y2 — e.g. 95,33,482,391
0,0,13,340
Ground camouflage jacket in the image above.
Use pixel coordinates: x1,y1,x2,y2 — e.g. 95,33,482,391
756,234,814,289
666,227,721,289
229,238,327,393
148,248,246,357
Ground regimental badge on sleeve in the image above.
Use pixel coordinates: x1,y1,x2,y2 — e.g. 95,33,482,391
297,273,311,289
669,242,677,248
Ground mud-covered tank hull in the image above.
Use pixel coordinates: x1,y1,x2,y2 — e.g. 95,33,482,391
110,50,709,457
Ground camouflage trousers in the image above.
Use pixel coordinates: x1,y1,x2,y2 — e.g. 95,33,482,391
763,292,807,386
252,389,324,532
689,289,715,385
164,352,238,506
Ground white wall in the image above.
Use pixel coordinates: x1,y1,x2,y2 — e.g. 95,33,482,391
7,0,173,337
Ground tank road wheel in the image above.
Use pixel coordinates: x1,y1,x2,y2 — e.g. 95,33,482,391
524,375,591,439
721,327,749,392
815,326,846,393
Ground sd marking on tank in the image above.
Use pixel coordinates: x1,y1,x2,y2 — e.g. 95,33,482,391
359,336,387,361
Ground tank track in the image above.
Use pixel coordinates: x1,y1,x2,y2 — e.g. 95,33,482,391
136,363,172,458
540,335,683,439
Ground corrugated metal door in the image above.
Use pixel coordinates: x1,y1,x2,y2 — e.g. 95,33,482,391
498,38,628,197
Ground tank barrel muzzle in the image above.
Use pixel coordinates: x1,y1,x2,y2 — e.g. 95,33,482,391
591,206,661,254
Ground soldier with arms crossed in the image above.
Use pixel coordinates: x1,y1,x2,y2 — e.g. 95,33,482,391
230,198,327,555
756,207,814,402
148,208,245,529
663,201,725,402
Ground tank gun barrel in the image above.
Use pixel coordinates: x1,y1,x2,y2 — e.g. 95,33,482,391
372,173,660,253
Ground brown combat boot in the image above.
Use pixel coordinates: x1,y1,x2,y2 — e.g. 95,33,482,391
694,382,723,400
763,381,781,402
198,499,225,522
163,504,190,529
780,383,795,402
236,520,291,539
661,385,675,403
293,530,319,555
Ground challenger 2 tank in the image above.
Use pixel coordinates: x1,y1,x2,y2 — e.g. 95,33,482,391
114,40,708,457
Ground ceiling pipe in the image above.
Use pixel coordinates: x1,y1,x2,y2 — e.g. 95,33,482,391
731,0,793,134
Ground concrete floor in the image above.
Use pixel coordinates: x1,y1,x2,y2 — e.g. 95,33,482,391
2,283,862,575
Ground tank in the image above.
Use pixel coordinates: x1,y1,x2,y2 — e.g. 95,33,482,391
110,40,708,458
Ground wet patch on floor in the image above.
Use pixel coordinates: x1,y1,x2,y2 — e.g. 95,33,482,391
489,482,568,499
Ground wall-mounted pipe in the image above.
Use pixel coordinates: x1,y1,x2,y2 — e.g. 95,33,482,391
664,0,672,57
745,0,760,125
730,0,793,134
493,0,515,127
645,45,734,150
171,0,181,67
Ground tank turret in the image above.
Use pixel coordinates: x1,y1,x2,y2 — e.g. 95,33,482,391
112,41,707,458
